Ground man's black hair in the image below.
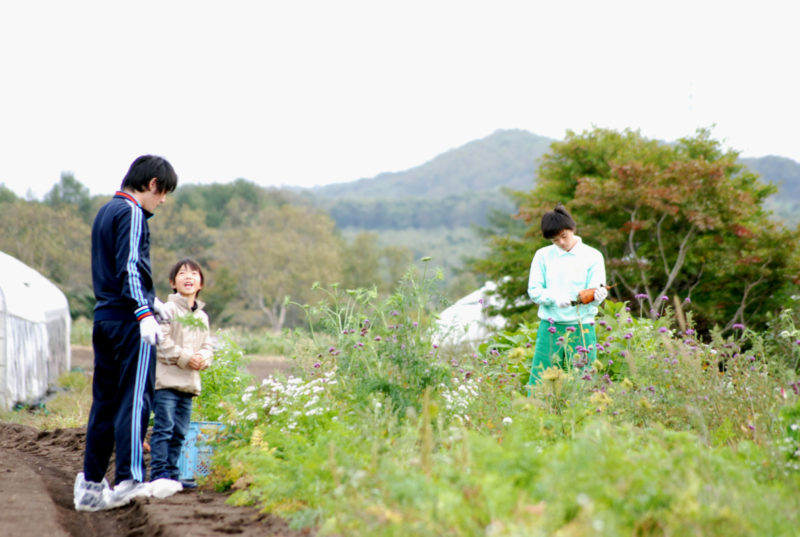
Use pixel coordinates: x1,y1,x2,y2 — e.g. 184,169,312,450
121,155,178,194
541,203,577,239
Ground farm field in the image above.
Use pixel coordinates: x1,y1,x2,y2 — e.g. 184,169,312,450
0,348,302,537
4,275,800,536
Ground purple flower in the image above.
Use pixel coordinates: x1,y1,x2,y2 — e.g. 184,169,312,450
548,326,557,334
660,295,669,301
390,310,400,316
625,306,631,312
557,336,565,344
328,346,337,353
548,317,555,324
412,321,418,327
566,326,576,333
732,323,745,330
796,340,800,346
581,374,593,381
313,362,321,368
635,293,648,300
374,336,382,342
684,297,691,304
685,328,695,336
658,327,668,333
607,359,614,366
624,333,633,340
647,385,655,393
596,343,604,352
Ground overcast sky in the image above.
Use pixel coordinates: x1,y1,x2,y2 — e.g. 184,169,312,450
1,0,797,199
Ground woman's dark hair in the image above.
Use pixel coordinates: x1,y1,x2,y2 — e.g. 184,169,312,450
121,155,178,194
541,203,577,239
169,258,205,297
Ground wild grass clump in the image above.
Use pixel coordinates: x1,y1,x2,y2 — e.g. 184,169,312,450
70,316,92,346
201,275,800,536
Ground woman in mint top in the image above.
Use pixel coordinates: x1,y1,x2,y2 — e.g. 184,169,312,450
527,204,608,383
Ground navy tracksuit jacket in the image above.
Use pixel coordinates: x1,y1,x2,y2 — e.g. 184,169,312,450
84,191,158,484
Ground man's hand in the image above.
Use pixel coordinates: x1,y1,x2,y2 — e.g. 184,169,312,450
594,286,608,303
140,316,160,346
153,297,173,322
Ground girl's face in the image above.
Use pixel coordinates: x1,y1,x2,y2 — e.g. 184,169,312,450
171,264,203,299
550,228,578,252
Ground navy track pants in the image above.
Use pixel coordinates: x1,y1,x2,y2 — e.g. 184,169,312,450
83,320,155,484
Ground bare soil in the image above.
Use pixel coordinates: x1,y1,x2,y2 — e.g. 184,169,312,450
0,347,308,537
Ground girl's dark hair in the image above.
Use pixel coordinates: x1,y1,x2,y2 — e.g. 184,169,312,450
541,203,577,239
121,155,178,194
169,258,204,296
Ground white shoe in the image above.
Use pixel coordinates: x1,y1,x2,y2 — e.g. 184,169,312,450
150,477,183,499
74,472,113,511
109,479,152,506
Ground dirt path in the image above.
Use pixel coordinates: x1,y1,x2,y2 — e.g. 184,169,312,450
0,348,309,537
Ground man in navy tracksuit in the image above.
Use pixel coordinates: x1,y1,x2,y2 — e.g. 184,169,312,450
74,155,178,511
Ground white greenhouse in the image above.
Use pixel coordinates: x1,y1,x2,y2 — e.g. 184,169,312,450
0,251,71,411
433,281,507,346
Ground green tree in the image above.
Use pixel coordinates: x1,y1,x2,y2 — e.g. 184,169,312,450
475,128,800,332
341,231,382,291
0,200,93,317
0,184,19,204
219,205,342,331
44,172,93,218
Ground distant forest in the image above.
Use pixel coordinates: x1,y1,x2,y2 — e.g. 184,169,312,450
1,128,798,332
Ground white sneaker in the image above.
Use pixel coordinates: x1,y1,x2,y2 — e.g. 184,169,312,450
109,479,152,506
74,472,113,512
150,477,183,499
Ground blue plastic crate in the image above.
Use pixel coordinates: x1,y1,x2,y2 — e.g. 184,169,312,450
177,421,225,481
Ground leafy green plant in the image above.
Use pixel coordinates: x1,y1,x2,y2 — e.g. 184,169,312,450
193,333,253,422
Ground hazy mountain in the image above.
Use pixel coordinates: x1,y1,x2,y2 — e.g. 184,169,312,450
313,129,554,200
310,129,800,230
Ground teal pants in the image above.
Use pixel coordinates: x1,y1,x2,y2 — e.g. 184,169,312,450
528,320,597,384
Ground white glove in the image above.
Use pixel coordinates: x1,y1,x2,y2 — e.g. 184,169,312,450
594,286,608,302
556,294,574,308
153,297,173,321
140,316,160,346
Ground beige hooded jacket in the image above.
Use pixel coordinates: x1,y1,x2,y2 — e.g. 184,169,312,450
155,293,213,396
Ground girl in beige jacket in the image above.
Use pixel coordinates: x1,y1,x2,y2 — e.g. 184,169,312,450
149,259,213,498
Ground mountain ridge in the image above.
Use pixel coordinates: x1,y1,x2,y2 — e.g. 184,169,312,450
309,129,800,228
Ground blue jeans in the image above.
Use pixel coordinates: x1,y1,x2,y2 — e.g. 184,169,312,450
150,388,193,481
